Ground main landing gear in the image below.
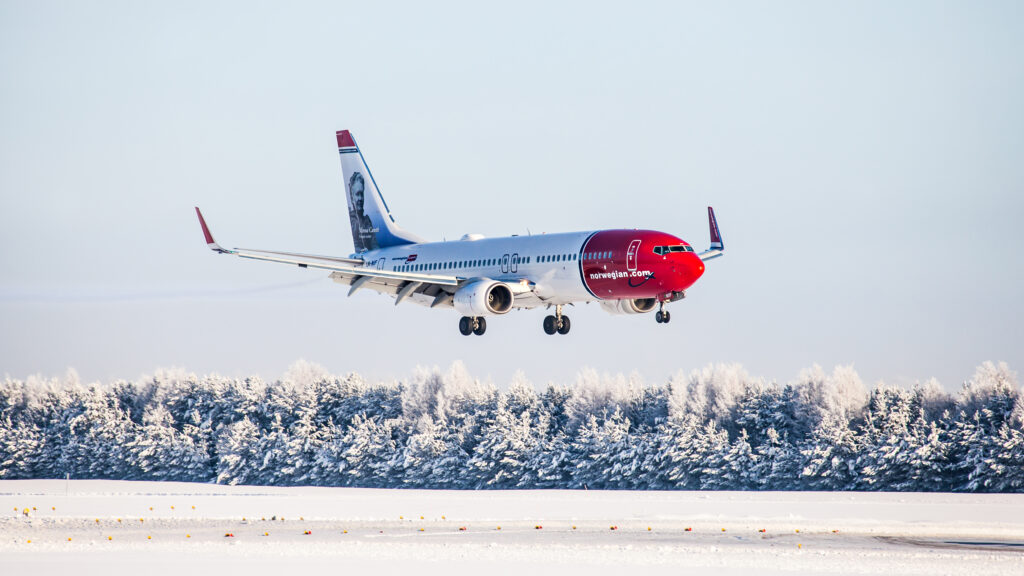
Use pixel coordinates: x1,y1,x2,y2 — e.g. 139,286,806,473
459,316,486,336
543,305,571,335
655,302,672,324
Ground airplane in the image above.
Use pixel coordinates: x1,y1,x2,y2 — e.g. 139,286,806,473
195,130,724,336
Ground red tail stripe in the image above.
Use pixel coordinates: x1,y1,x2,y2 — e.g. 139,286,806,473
336,130,356,148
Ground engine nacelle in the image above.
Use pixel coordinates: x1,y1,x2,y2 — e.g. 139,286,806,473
453,280,514,316
599,298,658,315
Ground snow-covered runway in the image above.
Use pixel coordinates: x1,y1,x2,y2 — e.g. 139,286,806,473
1,480,1021,575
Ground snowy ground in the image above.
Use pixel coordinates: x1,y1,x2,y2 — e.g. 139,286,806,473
1,481,1022,575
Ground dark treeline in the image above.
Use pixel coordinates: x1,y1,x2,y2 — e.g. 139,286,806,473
1,361,1022,491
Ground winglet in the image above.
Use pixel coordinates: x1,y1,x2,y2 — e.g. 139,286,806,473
697,207,725,261
708,206,723,250
195,207,229,253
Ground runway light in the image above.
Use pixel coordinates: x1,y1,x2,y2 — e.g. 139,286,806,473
108,536,112,541
832,529,839,533
186,534,191,538
795,529,800,533
758,529,766,533
420,516,424,520
459,526,467,531
95,519,99,523
117,518,122,523
149,507,153,511
610,526,618,531
27,540,31,543
647,527,652,531
140,518,144,522
572,526,577,530
721,528,726,532
535,525,543,530
263,532,269,536
52,507,56,511
798,543,802,549
496,526,501,531
191,506,195,510
304,530,312,535
418,528,425,532
342,530,347,534
225,533,234,538
67,537,72,541
441,515,446,520
399,516,404,520
684,527,692,532
147,536,151,540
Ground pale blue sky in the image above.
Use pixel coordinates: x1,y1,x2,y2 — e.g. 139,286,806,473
2,1,1022,389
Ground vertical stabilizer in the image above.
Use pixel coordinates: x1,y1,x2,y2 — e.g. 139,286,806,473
336,130,424,252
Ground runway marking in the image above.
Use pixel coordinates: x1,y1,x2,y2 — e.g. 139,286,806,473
877,536,1024,553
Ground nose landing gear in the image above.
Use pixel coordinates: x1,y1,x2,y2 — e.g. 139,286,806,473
459,316,487,336
543,305,571,335
655,302,671,324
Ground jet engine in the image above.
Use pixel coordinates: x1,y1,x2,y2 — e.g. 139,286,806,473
453,280,514,316
599,298,658,315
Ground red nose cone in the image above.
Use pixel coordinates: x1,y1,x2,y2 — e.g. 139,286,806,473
679,253,705,290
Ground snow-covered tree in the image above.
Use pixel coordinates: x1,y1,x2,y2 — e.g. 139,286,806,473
215,417,262,485
799,412,860,490
128,405,210,482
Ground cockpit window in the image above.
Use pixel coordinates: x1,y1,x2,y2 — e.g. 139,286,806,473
654,244,694,255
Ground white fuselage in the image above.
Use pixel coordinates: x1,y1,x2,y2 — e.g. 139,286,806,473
355,231,596,307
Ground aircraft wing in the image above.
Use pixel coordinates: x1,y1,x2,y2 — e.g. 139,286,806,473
195,207,458,305
697,206,725,261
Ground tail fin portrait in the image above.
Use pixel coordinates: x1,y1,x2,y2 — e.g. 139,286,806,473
336,130,423,253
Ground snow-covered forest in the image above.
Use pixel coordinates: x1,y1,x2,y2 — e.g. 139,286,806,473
1,361,1021,492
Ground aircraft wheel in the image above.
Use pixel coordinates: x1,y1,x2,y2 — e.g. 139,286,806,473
459,316,473,336
473,317,487,336
543,315,558,335
557,315,571,335
655,311,664,323
663,311,671,323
